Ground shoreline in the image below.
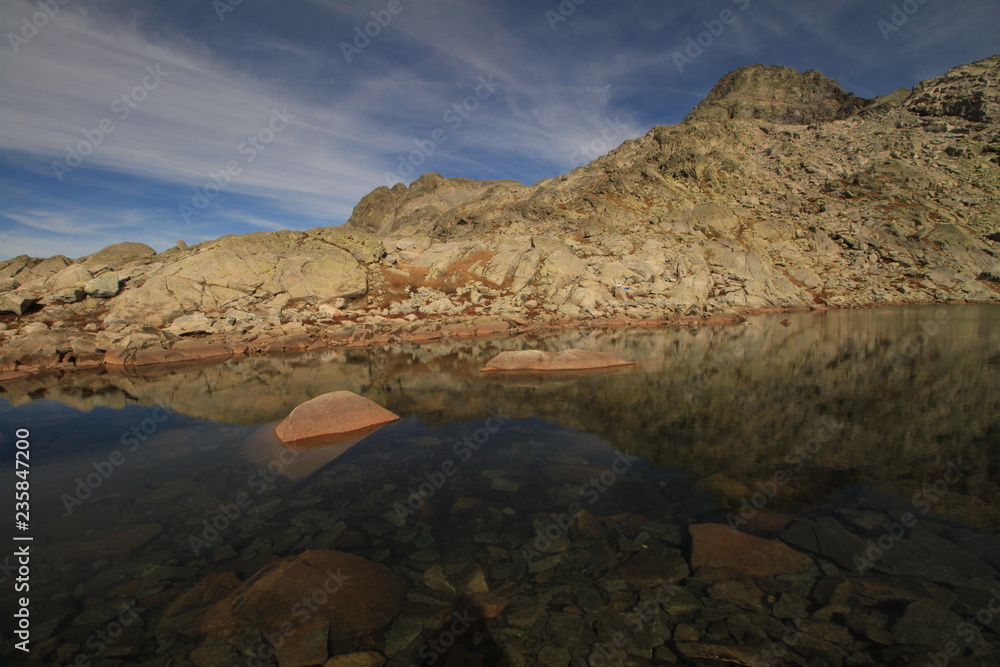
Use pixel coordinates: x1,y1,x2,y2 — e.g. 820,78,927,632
1,299,994,384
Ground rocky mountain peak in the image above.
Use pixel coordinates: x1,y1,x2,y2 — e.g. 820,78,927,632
904,54,1000,123
347,172,526,237
682,63,870,125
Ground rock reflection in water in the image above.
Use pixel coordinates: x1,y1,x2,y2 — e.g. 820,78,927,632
1,305,999,665
5,305,1000,524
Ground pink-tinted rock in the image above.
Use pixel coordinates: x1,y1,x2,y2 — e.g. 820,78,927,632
201,550,405,654
275,391,399,444
480,348,634,372
690,523,814,577
170,340,232,360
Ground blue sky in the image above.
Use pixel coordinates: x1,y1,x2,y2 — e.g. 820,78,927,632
0,0,997,261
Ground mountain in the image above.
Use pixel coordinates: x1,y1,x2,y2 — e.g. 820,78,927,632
2,54,999,375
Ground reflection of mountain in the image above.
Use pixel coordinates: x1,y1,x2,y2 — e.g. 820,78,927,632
4,305,999,523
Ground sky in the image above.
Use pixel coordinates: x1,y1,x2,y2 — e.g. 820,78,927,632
0,0,997,261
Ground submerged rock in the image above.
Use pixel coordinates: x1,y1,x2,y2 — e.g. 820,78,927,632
689,523,814,577
275,391,400,444
480,348,635,372
201,550,405,654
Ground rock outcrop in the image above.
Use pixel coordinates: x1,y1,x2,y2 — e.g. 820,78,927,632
2,54,999,375
682,64,869,125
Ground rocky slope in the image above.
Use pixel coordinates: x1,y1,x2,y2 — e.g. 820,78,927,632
2,54,999,377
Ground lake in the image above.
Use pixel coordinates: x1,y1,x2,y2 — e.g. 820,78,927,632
2,304,999,666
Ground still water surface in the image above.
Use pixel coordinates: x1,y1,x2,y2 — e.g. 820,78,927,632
1,305,999,665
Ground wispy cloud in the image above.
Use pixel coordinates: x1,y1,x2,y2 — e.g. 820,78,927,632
0,0,997,260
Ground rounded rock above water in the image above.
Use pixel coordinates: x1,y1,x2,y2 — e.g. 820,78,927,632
275,391,399,444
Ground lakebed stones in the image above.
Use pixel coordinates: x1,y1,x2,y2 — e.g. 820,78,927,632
201,550,405,654
480,348,635,372
275,391,400,445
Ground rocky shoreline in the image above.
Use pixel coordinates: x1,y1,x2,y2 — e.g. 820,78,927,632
0,291,991,385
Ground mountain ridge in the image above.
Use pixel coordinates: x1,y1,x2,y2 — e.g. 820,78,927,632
2,54,999,375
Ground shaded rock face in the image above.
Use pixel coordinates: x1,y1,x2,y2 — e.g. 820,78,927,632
480,348,635,372
274,391,400,444
201,550,406,654
682,64,870,125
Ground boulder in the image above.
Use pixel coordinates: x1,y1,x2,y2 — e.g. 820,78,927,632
41,287,86,304
0,255,37,280
200,550,405,654
170,340,232,360
81,241,156,269
689,523,814,577
0,330,82,370
83,271,121,298
0,276,20,291
45,263,94,290
19,255,72,284
275,391,399,444
480,348,635,372
167,314,214,336
0,292,38,315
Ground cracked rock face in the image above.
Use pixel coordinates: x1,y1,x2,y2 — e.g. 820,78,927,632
102,231,371,327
